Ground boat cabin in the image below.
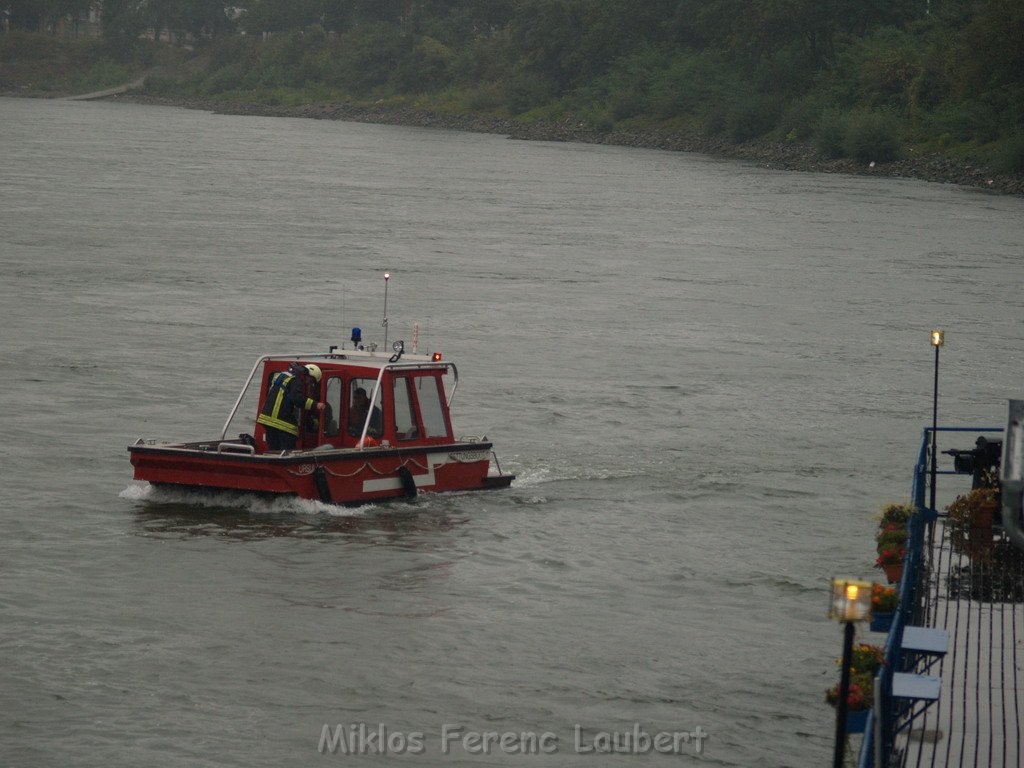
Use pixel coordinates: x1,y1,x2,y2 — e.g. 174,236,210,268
250,351,456,453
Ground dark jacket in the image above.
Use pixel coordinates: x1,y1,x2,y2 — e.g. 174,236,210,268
257,372,315,437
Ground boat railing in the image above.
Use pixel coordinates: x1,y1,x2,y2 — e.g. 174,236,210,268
489,450,505,477
361,365,387,448
356,361,460,449
857,425,1001,768
220,354,274,441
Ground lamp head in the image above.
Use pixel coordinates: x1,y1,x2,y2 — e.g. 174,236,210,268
828,578,873,622
931,330,944,347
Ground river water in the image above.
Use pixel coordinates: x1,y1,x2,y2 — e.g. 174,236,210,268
1,96,1022,767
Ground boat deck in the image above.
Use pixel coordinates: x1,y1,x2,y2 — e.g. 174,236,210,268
895,520,1024,767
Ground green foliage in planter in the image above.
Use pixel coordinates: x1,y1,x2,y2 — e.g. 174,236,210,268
826,672,874,711
877,527,908,551
877,503,914,527
872,583,898,613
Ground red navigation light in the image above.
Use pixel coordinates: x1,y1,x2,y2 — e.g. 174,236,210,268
432,352,442,361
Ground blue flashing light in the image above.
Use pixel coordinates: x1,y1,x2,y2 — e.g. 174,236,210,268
351,327,362,346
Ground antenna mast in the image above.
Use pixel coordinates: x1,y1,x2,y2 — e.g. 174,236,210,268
382,272,391,349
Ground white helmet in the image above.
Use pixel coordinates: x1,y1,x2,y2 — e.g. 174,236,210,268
304,364,322,382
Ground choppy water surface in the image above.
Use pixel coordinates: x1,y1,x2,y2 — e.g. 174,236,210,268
1,96,1022,767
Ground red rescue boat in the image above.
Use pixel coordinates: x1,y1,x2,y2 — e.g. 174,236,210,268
128,335,514,505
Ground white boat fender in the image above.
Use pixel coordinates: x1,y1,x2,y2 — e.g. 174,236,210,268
397,466,417,499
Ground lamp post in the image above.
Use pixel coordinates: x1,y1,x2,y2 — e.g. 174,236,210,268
829,578,873,768
930,330,944,513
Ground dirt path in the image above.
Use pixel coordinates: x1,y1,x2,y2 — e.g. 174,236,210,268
64,75,148,101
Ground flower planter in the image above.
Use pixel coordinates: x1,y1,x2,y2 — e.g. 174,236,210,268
870,612,893,633
846,709,869,734
882,563,903,584
966,535,995,563
971,500,996,530
948,489,999,555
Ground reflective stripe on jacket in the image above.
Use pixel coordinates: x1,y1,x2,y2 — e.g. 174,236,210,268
256,372,315,437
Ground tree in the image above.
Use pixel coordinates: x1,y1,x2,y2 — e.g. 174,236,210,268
6,0,94,31
102,0,146,56
244,0,323,34
177,0,234,39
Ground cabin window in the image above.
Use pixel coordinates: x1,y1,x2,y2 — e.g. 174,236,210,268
417,376,450,439
324,377,342,437
348,378,383,438
393,377,418,440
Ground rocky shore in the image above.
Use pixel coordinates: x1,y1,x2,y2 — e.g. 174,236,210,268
102,92,1024,196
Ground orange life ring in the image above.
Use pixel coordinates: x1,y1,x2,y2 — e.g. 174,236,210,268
356,436,380,449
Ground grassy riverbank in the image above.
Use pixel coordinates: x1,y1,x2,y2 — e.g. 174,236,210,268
4,5,1023,196
0,31,187,96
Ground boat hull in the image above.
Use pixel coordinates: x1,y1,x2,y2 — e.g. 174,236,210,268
129,440,513,505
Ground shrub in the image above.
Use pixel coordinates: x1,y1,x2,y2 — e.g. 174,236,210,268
394,36,453,93
845,110,902,163
71,58,131,92
240,64,292,90
815,109,848,159
0,30,72,63
336,22,408,95
725,95,781,142
997,133,1024,173
579,104,613,133
461,82,506,113
647,50,737,121
142,74,178,96
703,104,728,136
778,96,823,142
607,87,645,121
198,62,247,94
500,72,554,116
924,100,1001,143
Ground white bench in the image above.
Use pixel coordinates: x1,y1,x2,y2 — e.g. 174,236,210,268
901,626,949,657
889,626,948,706
891,672,941,702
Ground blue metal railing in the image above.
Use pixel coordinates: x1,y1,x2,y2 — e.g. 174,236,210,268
856,426,1001,768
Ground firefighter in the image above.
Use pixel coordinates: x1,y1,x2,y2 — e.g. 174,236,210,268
347,386,383,439
257,363,325,451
